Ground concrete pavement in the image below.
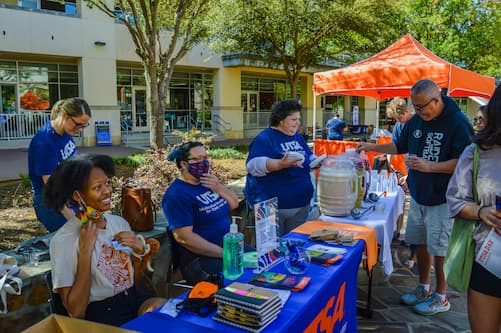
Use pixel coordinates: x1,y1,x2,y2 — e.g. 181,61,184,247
0,146,145,182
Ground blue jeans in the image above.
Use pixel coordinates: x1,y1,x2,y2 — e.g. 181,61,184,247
33,191,67,233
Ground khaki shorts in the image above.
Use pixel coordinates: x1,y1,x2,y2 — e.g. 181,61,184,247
405,197,453,257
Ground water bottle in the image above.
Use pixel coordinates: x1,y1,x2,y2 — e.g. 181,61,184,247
223,216,244,280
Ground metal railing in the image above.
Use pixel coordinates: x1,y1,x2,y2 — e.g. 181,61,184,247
0,112,51,140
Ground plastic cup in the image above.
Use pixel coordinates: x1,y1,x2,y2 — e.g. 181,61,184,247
23,248,41,266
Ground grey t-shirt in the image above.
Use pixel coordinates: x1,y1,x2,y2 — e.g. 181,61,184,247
446,143,501,255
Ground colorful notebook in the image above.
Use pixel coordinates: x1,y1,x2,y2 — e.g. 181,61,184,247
249,271,310,291
215,282,279,310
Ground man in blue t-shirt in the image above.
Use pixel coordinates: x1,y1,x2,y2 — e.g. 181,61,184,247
326,113,346,140
357,79,473,316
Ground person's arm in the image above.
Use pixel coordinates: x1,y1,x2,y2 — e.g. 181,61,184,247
356,142,398,154
457,203,501,229
199,173,239,209
406,156,458,174
57,221,98,318
266,153,303,172
173,226,223,258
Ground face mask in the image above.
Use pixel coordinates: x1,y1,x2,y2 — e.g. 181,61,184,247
75,191,102,225
187,160,210,179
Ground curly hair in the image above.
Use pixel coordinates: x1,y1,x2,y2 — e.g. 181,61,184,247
474,84,501,149
269,100,302,127
386,98,408,119
42,154,115,212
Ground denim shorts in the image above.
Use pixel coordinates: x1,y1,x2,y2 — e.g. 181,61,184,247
405,197,453,257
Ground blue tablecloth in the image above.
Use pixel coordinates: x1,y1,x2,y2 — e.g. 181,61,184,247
123,232,364,333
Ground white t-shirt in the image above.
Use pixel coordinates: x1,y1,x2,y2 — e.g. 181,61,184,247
49,214,135,302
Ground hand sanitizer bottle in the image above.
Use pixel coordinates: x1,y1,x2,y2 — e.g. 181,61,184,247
223,216,244,280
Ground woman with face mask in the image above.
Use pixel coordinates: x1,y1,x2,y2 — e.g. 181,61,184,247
43,154,164,326
162,142,240,284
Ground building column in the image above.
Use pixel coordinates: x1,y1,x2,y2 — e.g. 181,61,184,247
213,67,243,139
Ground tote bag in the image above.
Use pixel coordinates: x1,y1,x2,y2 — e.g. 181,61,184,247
121,187,155,232
444,145,478,292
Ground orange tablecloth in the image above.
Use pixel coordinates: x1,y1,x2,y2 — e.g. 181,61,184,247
314,136,407,176
292,220,378,273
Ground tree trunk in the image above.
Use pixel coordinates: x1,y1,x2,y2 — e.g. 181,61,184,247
145,65,164,149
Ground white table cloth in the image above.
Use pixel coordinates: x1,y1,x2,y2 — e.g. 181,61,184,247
319,188,405,275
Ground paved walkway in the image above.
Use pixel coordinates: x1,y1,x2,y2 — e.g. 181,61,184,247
357,237,470,332
0,139,253,182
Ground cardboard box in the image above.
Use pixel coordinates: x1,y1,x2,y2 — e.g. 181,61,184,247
22,314,139,333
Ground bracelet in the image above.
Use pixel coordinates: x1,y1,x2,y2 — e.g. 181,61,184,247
132,234,150,259
477,205,487,221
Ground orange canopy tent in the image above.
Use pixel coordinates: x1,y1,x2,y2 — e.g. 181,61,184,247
313,33,495,100
312,34,496,138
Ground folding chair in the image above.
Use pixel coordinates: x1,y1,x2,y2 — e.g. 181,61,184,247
44,270,68,316
151,230,192,298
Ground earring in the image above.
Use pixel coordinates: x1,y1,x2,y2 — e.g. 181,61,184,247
78,202,88,225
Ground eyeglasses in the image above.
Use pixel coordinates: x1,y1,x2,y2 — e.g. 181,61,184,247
473,116,484,123
188,155,208,163
69,116,89,129
413,96,437,112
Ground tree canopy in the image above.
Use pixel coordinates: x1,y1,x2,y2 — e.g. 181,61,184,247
402,0,501,78
208,0,405,95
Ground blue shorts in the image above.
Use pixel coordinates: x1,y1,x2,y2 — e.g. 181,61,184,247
405,197,453,257
33,191,67,233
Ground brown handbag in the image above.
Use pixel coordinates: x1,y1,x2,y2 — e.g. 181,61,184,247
121,187,155,232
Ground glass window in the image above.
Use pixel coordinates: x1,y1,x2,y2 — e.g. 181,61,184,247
18,63,51,83
19,83,50,111
132,73,146,86
117,68,132,86
259,79,274,92
117,86,132,111
0,62,17,82
2,61,79,112
242,77,258,91
59,71,78,84
19,0,37,9
60,84,78,99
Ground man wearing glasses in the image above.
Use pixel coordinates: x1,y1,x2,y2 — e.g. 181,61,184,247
357,79,473,315
28,98,91,232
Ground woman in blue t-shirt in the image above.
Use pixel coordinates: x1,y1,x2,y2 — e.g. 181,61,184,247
28,98,92,232
245,100,316,236
162,142,240,284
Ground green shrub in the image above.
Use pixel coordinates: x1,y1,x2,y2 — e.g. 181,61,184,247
208,147,245,160
112,154,145,166
18,173,31,186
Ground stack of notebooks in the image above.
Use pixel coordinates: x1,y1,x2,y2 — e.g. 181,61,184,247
213,282,284,332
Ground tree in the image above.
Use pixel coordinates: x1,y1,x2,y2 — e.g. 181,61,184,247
402,0,501,78
208,0,405,96
86,0,210,148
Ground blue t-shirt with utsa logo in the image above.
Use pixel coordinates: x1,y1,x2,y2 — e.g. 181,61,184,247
162,179,230,248
28,121,77,195
245,127,314,209
395,95,473,206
